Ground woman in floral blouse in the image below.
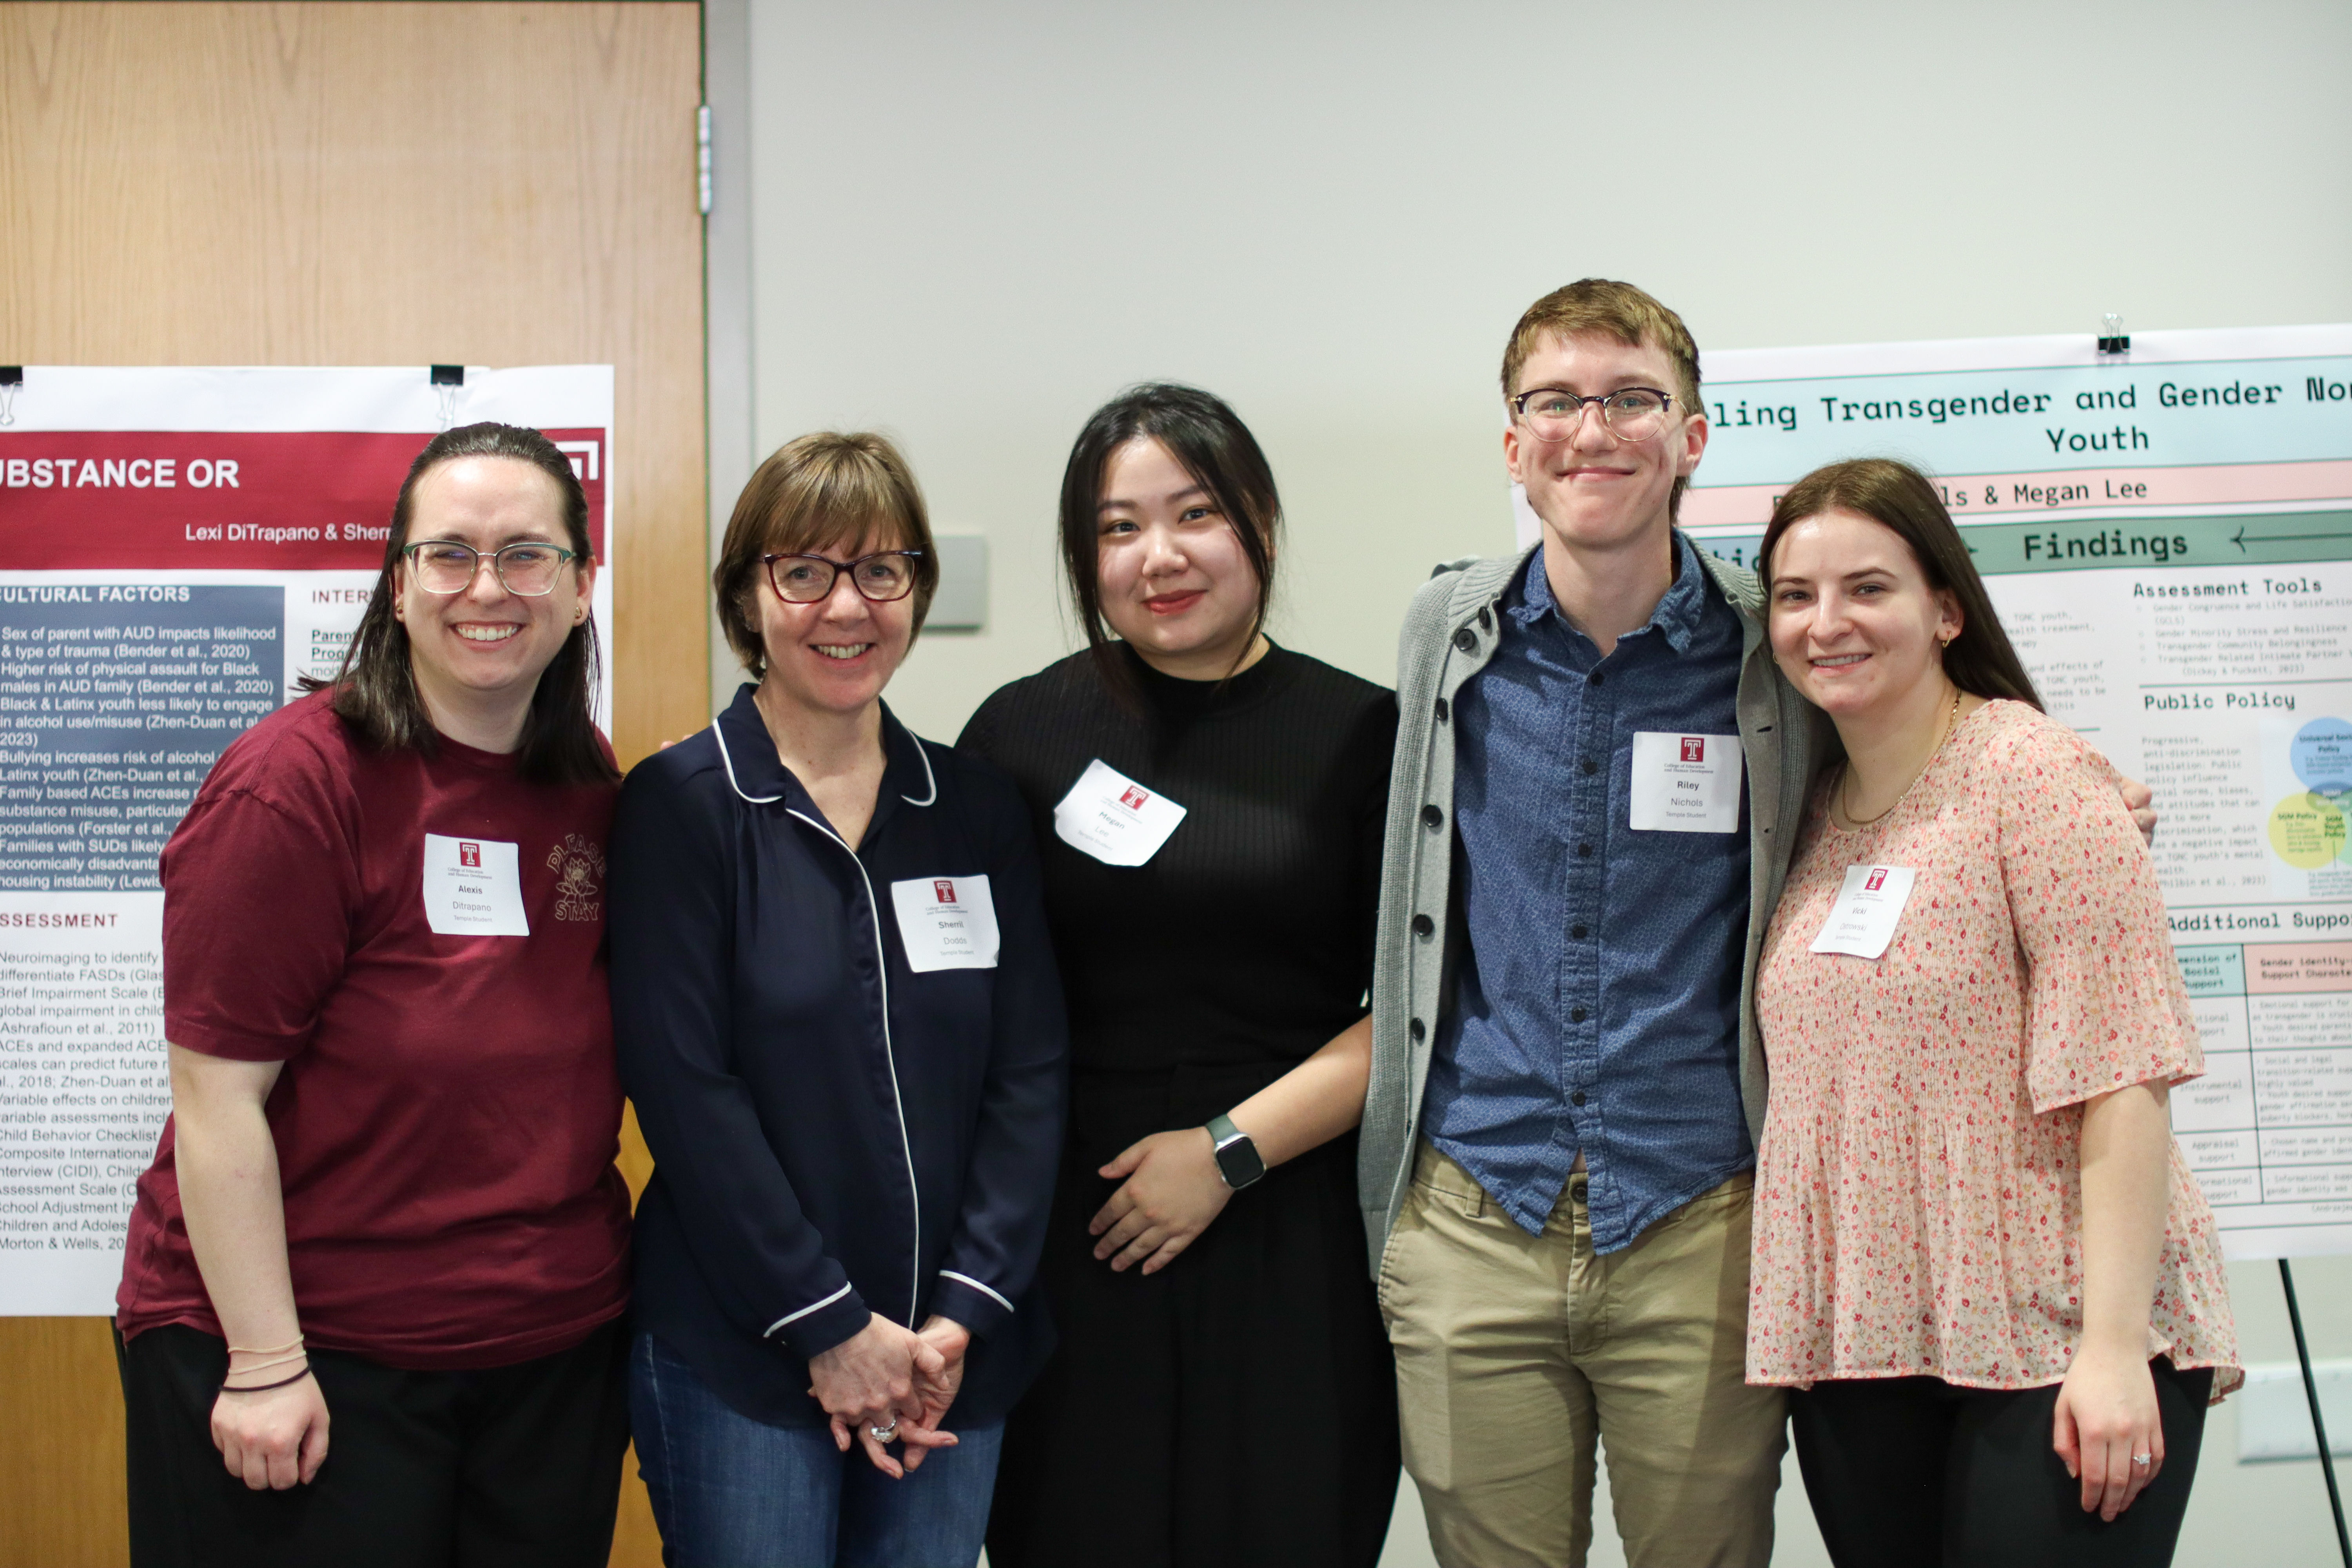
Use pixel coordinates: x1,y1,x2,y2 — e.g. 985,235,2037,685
1747,457,2237,1568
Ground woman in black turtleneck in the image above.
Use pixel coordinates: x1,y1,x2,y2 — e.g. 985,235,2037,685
962,385,1399,1568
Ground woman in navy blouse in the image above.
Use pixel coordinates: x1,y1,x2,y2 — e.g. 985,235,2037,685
608,432,1068,1566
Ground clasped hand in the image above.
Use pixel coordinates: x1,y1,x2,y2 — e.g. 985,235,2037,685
808,1313,970,1479
1089,1127,1234,1275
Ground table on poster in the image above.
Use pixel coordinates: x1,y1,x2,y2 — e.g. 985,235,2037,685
1656,323,2352,1259
0,367,613,1312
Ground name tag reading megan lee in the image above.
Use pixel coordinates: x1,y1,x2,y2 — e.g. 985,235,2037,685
1629,732,1742,833
1051,759,1187,867
1809,864,1919,960
890,875,1001,973
421,833,530,936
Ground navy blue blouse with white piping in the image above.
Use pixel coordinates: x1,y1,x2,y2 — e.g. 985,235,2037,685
609,686,1068,1428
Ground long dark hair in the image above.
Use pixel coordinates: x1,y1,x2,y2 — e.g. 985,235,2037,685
1759,457,2042,709
1057,383,1281,702
306,422,617,786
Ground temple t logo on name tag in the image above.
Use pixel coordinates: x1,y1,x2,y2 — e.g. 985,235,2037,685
891,875,1000,972
422,833,530,936
1810,864,1918,960
1629,731,1743,833
1054,759,1188,867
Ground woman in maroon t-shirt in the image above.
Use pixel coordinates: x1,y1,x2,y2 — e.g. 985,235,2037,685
113,423,635,1568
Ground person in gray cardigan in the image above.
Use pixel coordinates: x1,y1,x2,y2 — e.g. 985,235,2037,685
1357,279,2154,1568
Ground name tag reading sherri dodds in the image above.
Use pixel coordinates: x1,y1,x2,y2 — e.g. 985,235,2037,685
421,833,530,937
1051,759,1187,867
890,875,1001,973
1629,731,1742,833
1809,864,1918,960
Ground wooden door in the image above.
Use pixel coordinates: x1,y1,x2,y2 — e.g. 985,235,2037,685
0,4,706,1561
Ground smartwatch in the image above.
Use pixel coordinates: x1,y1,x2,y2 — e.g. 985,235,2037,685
1206,1112,1266,1191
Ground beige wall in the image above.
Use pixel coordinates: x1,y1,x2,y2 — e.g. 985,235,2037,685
732,4,2352,1564
735,0,2352,741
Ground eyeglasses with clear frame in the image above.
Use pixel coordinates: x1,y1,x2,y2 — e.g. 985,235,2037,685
402,539,581,596
762,550,926,604
1510,386,1677,445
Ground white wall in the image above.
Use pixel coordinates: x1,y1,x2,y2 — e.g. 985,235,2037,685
730,3,2352,1563
735,0,2352,735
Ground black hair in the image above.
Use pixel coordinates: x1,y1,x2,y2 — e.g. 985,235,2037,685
1056,383,1280,703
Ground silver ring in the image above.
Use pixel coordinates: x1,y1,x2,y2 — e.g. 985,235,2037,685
869,1419,900,1443
2132,1453,2152,1467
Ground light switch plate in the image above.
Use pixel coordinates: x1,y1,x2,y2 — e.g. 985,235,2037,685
928,535,987,631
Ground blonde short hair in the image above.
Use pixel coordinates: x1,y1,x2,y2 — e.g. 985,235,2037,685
1501,279,1705,516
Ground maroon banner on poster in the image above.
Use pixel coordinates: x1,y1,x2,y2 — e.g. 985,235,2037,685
0,428,609,569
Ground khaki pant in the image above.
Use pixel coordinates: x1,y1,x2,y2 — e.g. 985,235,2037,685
1378,1143,1786,1568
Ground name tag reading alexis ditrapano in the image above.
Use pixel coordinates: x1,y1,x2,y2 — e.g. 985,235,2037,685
890,875,1001,973
1052,759,1188,867
1809,864,1918,960
1629,732,1742,833
421,833,530,936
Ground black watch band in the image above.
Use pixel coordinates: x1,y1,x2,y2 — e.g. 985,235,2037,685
1206,1112,1266,1190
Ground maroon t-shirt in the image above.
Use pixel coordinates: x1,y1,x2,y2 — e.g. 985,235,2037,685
116,692,632,1370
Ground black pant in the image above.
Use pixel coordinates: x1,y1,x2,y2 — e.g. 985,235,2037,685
118,1318,630,1568
1789,1359,2214,1568
988,1072,1399,1568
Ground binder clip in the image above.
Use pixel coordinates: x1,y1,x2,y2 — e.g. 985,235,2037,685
2096,314,2131,359
0,366,21,426
431,364,465,430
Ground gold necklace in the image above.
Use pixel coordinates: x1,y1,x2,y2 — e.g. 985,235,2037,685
1839,687,1963,828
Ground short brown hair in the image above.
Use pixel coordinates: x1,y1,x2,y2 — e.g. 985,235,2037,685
713,432,940,677
1759,457,2042,710
1503,279,1705,515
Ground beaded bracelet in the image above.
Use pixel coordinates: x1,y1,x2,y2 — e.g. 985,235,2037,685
220,1365,314,1396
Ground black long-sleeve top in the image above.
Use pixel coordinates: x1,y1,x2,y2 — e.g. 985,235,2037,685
609,687,1068,1427
958,645,1395,1152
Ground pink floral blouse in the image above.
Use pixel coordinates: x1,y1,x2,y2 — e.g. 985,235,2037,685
1748,700,2239,1396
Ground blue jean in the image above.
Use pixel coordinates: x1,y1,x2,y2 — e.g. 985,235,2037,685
630,1330,1002,1568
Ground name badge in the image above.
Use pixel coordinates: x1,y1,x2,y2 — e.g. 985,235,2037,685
1809,864,1918,960
890,875,1001,973
421,833,530,936
1629,731,1742,833
1052,759,1187,867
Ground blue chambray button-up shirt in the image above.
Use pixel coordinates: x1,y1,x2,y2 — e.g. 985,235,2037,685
1422,532,1755,1250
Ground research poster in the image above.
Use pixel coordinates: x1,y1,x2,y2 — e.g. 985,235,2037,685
0,367,613,1313
1662,324,2351,1260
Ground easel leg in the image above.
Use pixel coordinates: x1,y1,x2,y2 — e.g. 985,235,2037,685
2281,1259,2352,1568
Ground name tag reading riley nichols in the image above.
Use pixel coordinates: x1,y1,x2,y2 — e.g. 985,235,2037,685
1629,732,1742,833
889,875,1001,973
1052,759,1187,867
1809,864,1918,960
421,833,530,936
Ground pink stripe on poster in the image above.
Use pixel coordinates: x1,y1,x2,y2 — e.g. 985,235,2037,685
2246,942,2352,996
1682,460,2352,528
